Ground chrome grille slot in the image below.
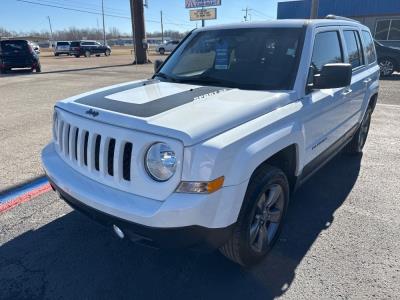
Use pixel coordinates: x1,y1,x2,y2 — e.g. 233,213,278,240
122,142,133,181
83,131,89,166
94,135,101,171
108,138,116,176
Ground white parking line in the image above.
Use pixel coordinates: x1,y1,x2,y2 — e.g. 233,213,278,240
377,103,400,109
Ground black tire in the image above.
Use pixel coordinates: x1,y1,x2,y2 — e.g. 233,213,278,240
75,55,80,58
35,63,41,73
105,49,111,56
159,48,165,55
219,165,289,266
378,57,396,77
346,107,372,154
55,53,59,56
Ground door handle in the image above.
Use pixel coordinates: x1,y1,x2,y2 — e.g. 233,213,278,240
363,78,372,84
342,88,352,96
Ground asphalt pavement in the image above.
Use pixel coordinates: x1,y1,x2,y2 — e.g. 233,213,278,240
0,59,400,299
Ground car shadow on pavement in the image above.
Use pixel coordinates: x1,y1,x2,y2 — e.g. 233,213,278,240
0,153,362,300
380,73,400,80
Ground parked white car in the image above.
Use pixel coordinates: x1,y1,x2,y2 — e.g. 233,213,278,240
29,42,40,55
42,17,379,266
54,41,71,56
155,40,180,55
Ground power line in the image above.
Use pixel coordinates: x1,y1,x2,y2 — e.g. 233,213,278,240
251,9,274,20
15,0,131,19
31,0,128,15
15,0,195,28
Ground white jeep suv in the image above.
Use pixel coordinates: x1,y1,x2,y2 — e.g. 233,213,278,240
42,18,379,266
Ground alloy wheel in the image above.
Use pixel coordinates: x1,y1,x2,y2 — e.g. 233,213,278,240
379,60,394,76
249,184,285,253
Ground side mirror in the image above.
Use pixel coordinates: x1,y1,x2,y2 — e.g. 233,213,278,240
154,59,164,73
311,63,352,90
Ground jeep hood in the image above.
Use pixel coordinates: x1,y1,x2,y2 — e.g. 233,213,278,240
56,80,297,146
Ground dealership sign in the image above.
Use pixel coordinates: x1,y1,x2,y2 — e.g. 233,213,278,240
185,0,221,9
190,8,217,21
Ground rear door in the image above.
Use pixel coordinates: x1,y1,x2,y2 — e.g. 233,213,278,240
341,27,368,124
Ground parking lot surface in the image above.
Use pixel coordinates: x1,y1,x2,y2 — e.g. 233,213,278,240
0,56,400,299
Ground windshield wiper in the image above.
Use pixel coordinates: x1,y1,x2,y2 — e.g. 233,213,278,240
154,72,178,82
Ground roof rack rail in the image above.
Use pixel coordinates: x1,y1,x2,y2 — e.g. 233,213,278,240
325,14,360,23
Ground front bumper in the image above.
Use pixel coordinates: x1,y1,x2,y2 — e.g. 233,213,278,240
50,179,234,249
42,143,248,248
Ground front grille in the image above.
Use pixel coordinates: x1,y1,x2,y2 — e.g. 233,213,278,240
55,119,134,182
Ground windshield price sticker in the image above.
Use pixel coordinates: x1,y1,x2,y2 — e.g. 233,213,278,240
214,40,229,70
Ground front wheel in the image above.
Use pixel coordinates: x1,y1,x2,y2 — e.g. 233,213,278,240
35,63,41,73
379,58,395,77
84,50,91,57
159,48,165,55
219,165,289,266
105,49,111,56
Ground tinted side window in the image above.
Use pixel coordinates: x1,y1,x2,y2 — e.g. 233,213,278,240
388,19,400,40
362,30,377,64
375,20,390,40
311,31,343,73
343,30,364,69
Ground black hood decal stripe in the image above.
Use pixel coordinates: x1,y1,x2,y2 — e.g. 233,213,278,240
75,80,230,117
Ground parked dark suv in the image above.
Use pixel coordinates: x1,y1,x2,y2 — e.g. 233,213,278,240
70,41,111,58
375,41,400,77
0,39,41,73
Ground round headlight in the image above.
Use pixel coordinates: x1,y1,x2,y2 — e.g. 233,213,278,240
145,142,177,181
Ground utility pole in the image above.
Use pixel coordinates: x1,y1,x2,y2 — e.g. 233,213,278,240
130,0,148,64
201,7,205,27
310,0,319,19
160,10,164,44
47,16,54,47
242,7,252,22
101,0,106,45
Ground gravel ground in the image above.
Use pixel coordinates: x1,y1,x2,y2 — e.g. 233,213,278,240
0,59,399,299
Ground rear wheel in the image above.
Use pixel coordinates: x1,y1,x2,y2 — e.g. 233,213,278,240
346,107,372,154
159,48,165,55
379,58,395,77
219,165,289,266
84,50,91,57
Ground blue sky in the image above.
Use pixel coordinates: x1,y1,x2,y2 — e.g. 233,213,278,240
1,0,282,34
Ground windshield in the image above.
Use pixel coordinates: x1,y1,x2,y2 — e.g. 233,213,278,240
157,27,304,90
57,42,69,46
